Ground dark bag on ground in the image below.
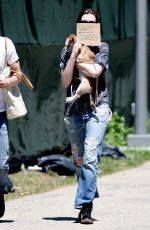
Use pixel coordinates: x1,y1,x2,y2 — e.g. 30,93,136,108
38,154,75,176
102,144,126,159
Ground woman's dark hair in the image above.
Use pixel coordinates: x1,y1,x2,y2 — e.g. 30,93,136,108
76,8,100,23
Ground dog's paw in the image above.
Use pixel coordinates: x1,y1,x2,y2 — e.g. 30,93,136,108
66,94,79,104
66,96,75,103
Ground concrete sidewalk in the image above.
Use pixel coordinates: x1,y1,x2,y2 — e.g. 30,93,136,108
0,161,150,230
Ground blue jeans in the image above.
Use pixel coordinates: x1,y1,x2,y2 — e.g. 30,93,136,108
64,104,110,209
0,112,9,194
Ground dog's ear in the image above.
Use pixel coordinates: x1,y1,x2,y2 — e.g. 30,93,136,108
88,49,96,58
89,52,95,58
65,34,77,46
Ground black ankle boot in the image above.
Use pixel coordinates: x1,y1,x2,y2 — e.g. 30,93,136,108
78,203,93,224
0,194,5,218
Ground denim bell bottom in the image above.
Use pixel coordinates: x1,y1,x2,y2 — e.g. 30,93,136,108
0,112,9,194
64,104,110,208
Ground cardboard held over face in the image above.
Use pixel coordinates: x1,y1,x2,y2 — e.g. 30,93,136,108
77,23,101,46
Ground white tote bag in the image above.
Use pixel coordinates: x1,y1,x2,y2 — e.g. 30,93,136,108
0,66,27,119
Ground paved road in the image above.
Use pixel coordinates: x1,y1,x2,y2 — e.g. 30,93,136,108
0,161,150,230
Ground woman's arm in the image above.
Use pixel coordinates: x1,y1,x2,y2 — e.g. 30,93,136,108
76,43,109,78
76,62,103,78
0,61,21,88
61,55,76,88
61,41,83,88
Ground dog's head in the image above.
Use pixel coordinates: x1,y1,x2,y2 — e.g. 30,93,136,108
65,34,95,64
76,46,95,64
65,34,77,47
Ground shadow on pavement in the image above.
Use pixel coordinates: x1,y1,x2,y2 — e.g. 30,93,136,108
0,220,14,223
43,217,78,223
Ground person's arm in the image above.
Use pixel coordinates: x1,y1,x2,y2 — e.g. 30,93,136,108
76,42,109,78
61,41,83,88
0,61,21,88
61,54,76,88
76,62,103,78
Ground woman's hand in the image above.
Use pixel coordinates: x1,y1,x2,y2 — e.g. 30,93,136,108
71,41,83,58
0,79,10,88
0,61,22,88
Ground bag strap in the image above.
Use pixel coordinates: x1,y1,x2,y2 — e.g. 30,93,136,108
93,64,99,105
4,37,34,90
4,37,8,67
10,70,34,90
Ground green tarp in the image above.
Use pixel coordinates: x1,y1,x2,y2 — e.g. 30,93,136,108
9,45,68,157
0,0,149,157
8,38,150,157
1,0,149,44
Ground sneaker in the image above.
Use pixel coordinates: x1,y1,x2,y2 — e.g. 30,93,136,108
0,194,5,218
78,203,93,224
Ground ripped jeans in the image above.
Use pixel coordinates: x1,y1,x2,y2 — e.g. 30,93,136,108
64,103,110,208
0,112,9,194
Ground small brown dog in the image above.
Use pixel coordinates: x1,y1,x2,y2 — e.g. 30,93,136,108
65,34,97,109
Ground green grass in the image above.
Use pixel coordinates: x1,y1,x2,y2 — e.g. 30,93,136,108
99,149,150,176
6,149,150,201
